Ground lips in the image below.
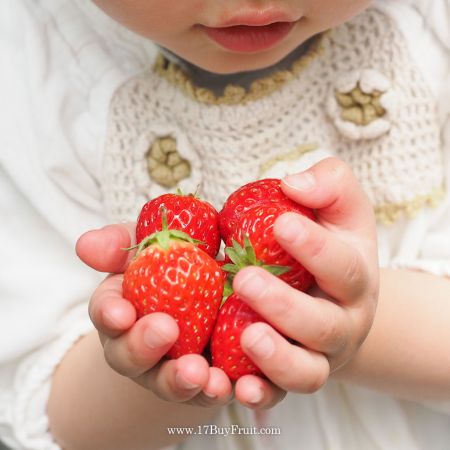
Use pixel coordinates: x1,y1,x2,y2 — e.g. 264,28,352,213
199,21,296,53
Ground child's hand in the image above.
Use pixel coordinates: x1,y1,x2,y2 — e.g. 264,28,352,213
76,225,286,409
231,157,379,403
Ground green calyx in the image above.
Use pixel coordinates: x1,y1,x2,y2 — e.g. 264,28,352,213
221,279,234,306
223,236,291,277
220,236,291,305
124,206,203,257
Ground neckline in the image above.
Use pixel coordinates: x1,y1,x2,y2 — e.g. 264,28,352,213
153,33,326,105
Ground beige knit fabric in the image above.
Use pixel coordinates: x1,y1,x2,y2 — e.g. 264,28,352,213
101,8,444,224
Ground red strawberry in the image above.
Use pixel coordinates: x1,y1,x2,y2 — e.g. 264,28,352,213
219,178,307,246
136,193,220,258
123,226,224,359
216,259,230,285
229,203,315,292
210,293,265,381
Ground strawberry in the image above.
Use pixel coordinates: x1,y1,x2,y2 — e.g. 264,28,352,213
216,259,231,285
228,203,315,292
122,220,224,359
210,293,265,381
211,242,290,381
219,178,310,246
136,192,220,258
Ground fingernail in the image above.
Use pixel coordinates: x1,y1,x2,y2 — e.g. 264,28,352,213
276,214,305,243
283,172,315,191
246,329,275,359
203,391,217,399
235,272,266,299
247,386,264,404
175,371,200,390
143,326,172,349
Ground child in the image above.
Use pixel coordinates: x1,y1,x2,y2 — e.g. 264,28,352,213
1,0,449,449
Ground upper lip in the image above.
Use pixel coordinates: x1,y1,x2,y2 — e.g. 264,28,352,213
213,7,300,28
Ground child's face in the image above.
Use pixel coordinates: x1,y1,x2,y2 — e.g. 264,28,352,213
93,0,372,73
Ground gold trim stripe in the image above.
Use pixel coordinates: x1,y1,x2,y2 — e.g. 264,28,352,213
375,187,445,224
153,34,326,105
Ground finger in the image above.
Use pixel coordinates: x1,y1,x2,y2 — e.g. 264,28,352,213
76,222,137,273
187,367,234,407
274,212,372,303
281,157,375,233
233,267,351,355
235,375,287,409
140,354,210,403
240,323,330,393
103,312,179,378
89,274,136,338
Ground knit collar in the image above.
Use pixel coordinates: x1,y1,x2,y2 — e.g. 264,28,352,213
153,33,326,105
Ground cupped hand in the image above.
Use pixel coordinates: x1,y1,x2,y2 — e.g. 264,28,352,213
76,224,236,407
232,157,379,401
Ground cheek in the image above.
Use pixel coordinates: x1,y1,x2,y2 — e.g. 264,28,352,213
305,0,372,27
92,0,202,36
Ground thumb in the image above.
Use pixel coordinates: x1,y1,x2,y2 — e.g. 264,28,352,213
281,157,375,233
76,223,137,273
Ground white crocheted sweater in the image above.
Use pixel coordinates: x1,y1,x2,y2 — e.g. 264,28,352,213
102,8,444,225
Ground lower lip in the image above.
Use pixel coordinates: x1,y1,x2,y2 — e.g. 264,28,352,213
200,22,296,53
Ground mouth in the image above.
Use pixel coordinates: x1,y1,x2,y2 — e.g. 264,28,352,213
198,21,297,53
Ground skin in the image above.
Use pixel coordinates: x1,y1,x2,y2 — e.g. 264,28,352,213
91,0,372,73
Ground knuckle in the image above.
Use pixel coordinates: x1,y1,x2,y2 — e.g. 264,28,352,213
88,287,106,323
368,282,380,307
124,336,148,372
104,336,145,378
324,159,358,196
103,342,126,375
315,310,343,351
324,157,352,180
333,158,353,180
273,351,298,391
343,252,366,295
302,367,328,394
87,300,97,324
306,231,327,260
271,293,295,322
353,303,377,349
104,275,124,291
269,389,287,408
282,357,328,394
89,289,117,327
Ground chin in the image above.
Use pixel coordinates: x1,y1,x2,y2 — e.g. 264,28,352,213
181,44,296,75
194,55,282,74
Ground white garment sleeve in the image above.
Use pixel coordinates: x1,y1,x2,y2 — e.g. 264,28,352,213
380,0,450,415
0,2,151,448
0,166,102,450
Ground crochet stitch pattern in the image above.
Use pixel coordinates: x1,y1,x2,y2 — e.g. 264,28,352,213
101,9,444,226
